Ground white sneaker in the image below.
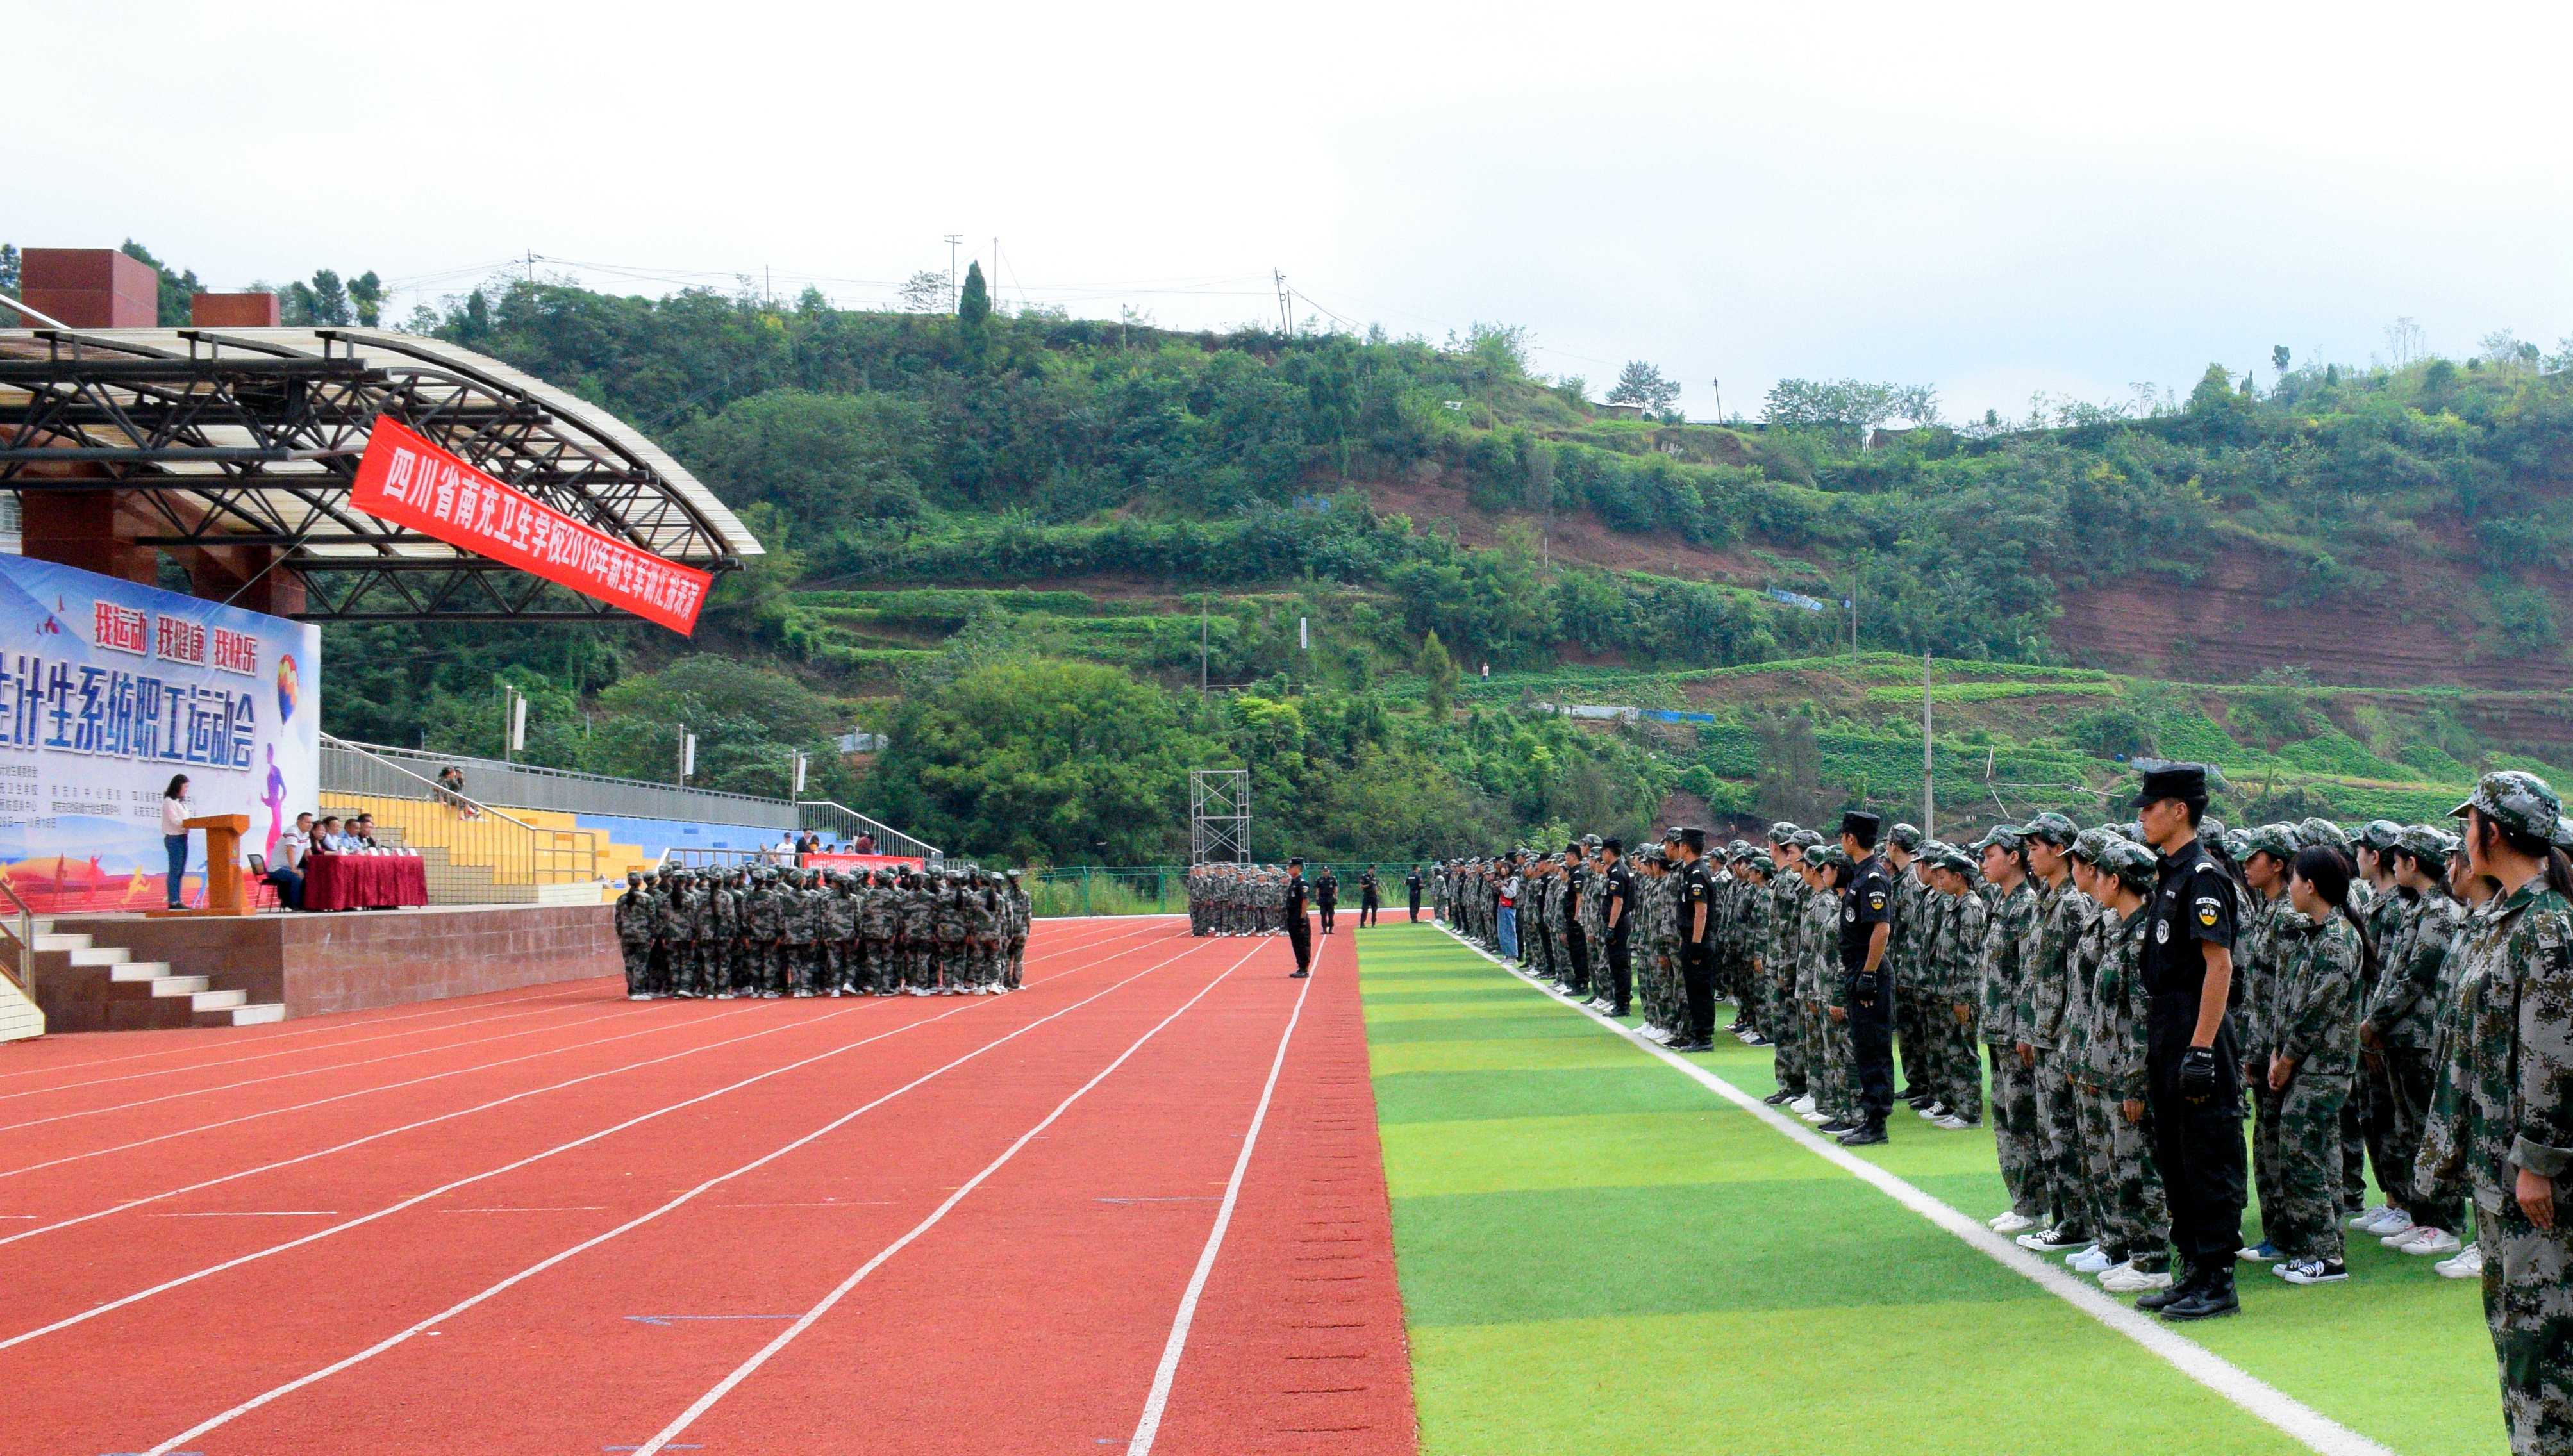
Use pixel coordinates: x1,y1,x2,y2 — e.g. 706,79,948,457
2436,1245,2484,1280
1800,1111,1831,1125
1990,1211,2037,1235
2348,1205,2397,1232
1790,1096,1818,1116
2397,1227,2462,1257
2366,1206,2414,1236
2100,1263,2172,1294
1916,1102,1947,1119
1933,1114,1972,1130
2067,1245,2113,1274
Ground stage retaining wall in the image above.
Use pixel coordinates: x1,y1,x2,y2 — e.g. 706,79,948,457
45,904,618,1025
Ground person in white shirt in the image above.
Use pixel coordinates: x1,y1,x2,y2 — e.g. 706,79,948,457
265,812,312,910
160,775,192,909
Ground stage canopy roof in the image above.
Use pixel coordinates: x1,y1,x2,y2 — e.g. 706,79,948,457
0,326,761,622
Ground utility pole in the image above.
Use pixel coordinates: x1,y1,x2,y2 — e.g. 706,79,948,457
1849,572,1860,658
992,237,1000,312
524,249,534,285
1922,651,1934,836
1200,592,1210,695
1711,376,1723,424
1273,269,1291,335
944,235,963,312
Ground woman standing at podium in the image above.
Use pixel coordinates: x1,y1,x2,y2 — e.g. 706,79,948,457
160,775,192,911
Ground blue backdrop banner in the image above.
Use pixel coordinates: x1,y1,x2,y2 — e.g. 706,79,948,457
0,555,319,910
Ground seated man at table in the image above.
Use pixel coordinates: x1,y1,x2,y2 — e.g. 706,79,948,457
315,815,353,853
347,813,379,848
263,812,313,910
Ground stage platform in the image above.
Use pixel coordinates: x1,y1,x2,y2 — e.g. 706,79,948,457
31,902,619,1033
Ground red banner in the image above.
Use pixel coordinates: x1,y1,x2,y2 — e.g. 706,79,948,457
803,852,926,872
350,417,713,634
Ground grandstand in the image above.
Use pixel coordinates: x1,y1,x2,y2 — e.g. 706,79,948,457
318,737,936,905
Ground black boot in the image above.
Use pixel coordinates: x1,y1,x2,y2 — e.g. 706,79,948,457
1836,1121,1888,1146
2161,1261,2239,1321
2134,1258,2197,1314
1761,1089,1796,1106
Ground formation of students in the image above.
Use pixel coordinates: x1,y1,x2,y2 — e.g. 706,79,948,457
613,863,1029,998
1434,766,2573,1452
1187,862,1386,936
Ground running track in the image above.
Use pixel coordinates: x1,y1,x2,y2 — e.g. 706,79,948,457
0,916,1417,1455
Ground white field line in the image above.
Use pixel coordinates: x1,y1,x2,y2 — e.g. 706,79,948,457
628,938,1269,1456
1433,925,2397,1456
0,982,598,1084
3,925,1201,1356
1124,961,1314,1454
138,935,1254,1456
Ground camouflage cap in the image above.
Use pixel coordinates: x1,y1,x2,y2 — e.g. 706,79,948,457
1807,845,1851,872
2450,770,2563,844
1767,821,1802,843
2557,816,2573,852
1580,834,1603,847
2356,819,2406,851
2199,816,2227,841
2294,817,2351,850
1889,822,1923,850
2069,827,2112,864
2236,823,2297,861
2396,823,2456,861
2102,837,2159,890
1981,824,2027,852
1747,852,1776,875
2022,811,2080,846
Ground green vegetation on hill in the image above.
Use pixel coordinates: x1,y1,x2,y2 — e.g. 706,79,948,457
182,260,2573,860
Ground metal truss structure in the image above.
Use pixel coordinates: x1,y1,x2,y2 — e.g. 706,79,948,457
1190,768,1251,865
0,327,756,622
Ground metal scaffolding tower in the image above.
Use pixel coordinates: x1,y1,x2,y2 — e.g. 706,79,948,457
1190,768,1251,864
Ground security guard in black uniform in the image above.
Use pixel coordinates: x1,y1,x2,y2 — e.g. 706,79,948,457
1405,866,1424,922
1359,867,1380,927
1674,827,1716,1052
1600,838,1635,1017
1284,857,1313,978
2131,763,2246,1321
1836,811,1896,1146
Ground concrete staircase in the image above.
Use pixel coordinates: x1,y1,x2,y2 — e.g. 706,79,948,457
29,919,284,1032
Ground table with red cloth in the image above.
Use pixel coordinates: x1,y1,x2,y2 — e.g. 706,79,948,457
300,852,430,911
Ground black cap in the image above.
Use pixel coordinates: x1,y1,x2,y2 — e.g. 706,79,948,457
1841,810,1881,848
1287,856,1303,867
2133,763,2209,809
1679,826,1706,851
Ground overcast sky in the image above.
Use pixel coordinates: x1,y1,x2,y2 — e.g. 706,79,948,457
21,1,2573,421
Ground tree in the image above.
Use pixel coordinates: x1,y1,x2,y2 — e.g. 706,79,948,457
0,244,17,295
1606,360,1682,415
1415,629,1458,719
2272,345,2292,377
898,269,949,313
957,261,992,366
118,240,204,326
1761,378,1935,449
670,388,933,527
2382,316,2426,368
347,270,384,327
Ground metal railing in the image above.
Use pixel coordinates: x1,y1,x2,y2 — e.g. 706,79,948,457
319,734,601,902
326,740,801,831
1026,866,1184,918
795,800,941,863
0,874,33,998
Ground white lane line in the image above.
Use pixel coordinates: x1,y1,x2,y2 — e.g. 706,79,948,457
136,935,1248,1456
1434,926,2399,1456
0,999,601,1105
3,922,1185,1290
0,1004,656,1133
1124,962,1314,1455
627,938,1267,1456
0,917,1171,1190
0,982,597,1084
158,1211,337,1218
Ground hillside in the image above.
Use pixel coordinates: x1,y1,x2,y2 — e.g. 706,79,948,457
273,267,2573,862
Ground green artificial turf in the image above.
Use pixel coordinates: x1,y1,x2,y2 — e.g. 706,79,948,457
1355,922,2508,1456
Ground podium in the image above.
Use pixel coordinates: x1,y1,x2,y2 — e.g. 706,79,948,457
148,813,252,917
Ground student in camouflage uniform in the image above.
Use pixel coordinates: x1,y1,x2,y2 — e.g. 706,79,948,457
1979,825,2048,1234
2363,824,2465,1254
2083,837,2172,1293
822,873,862,993
1799,845,1852,1130
1768,827,1812,1109
1919,845,1986,1126
898,871,937,993
649,866,687,999
1884,825,1928,1095
2417,838,2501,1282
1004,870,1030,989
617,872,656,999
2411,772,2573,1454
2262,844,2369,1285
858,870,898,994
2015,813,2094,1255
2232,825,2297,1261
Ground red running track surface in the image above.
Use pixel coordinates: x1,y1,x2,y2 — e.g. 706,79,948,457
0,916,1419,1455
